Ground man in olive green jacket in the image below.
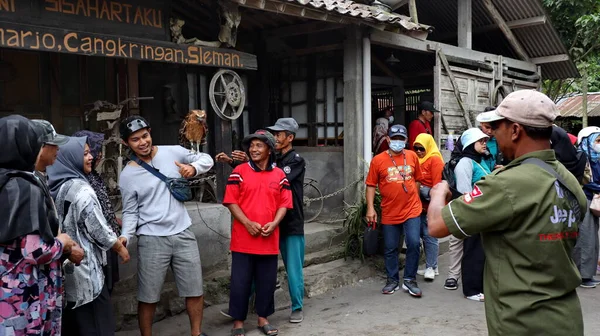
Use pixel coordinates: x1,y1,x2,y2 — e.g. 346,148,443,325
428,90,587,336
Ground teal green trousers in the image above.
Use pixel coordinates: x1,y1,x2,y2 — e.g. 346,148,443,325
280,234,305,311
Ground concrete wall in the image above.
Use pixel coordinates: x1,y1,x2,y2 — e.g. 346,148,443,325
117,203,231,281
296,147,346,221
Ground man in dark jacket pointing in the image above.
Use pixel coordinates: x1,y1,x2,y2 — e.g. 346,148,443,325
267,118,306,323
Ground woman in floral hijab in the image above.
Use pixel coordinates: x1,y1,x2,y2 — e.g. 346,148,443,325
72,130,121,293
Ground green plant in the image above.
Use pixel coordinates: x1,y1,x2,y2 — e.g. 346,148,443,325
342,187,382,260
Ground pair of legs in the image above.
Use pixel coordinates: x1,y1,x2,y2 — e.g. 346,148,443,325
62,283,115,336
461,234,485,300
137,229,206,336
139,298,204,336
280,234,305,315
420,213,439,270
229,252,278,335
447,235,464,281
382,217,421,283
573,201,600,283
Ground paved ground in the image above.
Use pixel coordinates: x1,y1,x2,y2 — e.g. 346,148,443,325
116,253,600,336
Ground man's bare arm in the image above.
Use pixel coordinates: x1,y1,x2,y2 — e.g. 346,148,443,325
427,182,451,238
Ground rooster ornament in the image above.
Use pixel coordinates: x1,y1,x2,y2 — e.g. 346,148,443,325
179,110,208,153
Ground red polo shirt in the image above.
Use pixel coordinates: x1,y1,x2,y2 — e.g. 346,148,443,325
223,162,293,255
408,119,432,150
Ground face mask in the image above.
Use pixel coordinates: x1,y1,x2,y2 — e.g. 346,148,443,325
389,140,406,152
593,143,600,153
388,116,394,123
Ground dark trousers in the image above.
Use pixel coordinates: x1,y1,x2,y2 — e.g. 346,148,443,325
104,249,120,295
62,283,115,336
461,234,485,297
229,252,278,321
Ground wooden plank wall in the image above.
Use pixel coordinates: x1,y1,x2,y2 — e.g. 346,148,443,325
436,59,539,142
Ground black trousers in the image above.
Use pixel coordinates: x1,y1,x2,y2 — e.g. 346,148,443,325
104,249,120,295
461,234,485,297
62,283,115,336
229,252,278,321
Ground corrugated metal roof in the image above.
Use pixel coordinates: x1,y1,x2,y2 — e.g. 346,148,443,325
557,93,600,118
281,0,432,32
403,0,578,79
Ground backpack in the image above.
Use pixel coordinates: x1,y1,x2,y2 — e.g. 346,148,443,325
442,135,465,200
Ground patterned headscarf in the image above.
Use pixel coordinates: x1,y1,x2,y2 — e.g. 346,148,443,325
580,132,600,163
70,130,120,235
72,130,104,165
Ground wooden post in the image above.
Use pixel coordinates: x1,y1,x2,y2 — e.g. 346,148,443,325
307,55,318,146
343,26,363,206
214,117,233,203
457,0,472,49
583,66,588,128
481,0,530,61
437,49,472,128
408,0,419,24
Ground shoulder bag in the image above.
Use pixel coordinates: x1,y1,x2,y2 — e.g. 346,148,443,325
131,156,193,202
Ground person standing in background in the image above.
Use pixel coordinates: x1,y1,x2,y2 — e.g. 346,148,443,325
366,124,424,297
266,118,306,323
413,133,444,281
574,126,600,288
373,106,394,155
408,101,439,150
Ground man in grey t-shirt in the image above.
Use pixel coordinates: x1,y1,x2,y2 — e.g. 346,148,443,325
118,116,213,336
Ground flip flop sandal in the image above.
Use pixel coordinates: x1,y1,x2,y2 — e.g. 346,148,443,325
258,324,279,336
231,328,245,336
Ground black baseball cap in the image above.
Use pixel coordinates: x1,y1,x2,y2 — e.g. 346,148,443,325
30,119,69,146
418,101,440,113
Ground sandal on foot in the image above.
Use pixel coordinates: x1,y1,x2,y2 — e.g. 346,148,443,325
231,328,245,336
258,324,279,336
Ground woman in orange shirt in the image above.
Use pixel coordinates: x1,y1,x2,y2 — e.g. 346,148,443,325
413,134,445,281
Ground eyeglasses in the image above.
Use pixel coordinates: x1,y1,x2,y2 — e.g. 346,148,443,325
414,146,426,152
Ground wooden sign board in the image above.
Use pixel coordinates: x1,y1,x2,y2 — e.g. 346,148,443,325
0,0,169,41
0,21,258,70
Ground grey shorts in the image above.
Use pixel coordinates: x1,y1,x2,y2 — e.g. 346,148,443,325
137,228,203,303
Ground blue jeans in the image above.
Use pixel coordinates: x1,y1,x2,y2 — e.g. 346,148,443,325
420,213,439,269
382,217,421,282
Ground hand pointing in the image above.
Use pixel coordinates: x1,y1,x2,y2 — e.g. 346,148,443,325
175,161,196,178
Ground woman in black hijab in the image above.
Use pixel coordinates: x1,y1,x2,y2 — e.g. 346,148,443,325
0,115,77,335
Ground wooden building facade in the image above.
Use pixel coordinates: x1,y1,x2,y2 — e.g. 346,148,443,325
0,0,580,212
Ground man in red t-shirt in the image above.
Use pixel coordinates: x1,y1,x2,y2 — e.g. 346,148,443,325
223,130,293,336
408,101,439,150
366,124,424,298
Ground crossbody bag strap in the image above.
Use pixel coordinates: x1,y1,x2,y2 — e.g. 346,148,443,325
473,160,491,176
522,158,583,221
522,158,577,197
130,156,168,182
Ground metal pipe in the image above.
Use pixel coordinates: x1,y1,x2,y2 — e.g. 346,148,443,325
363,36,373,163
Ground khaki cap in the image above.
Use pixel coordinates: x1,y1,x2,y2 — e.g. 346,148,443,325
476,90,558,128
